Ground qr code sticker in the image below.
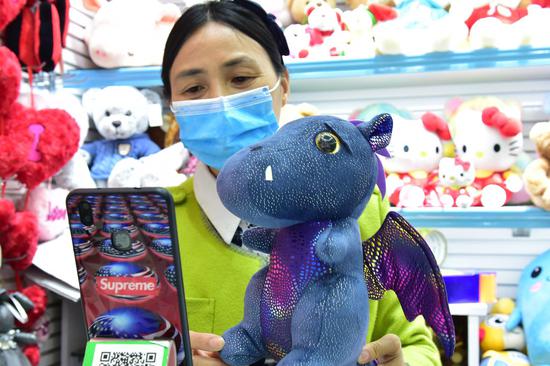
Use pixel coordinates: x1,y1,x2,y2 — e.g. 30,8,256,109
91,343,165,366
99,351,157,366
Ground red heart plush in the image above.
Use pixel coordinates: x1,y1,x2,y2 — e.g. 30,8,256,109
0,103,34,180
1,207,38,271
0,47,33,180
16,108,80,189
0,0,26,32
0,46,22,113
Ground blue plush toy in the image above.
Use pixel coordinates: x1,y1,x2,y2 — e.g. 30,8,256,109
507,249,550,366
217,114,455,365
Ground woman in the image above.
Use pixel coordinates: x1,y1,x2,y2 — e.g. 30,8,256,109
162,1,442,365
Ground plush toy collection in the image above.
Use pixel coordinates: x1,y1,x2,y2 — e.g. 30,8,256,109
278,0,550,61
351,96,530,208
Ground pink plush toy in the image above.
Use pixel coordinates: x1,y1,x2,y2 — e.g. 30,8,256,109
84,0,181,68
447,97,524,208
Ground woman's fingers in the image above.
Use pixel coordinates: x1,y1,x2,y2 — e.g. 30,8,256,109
192,354,228,366
189,331,225,352
358,334,404,366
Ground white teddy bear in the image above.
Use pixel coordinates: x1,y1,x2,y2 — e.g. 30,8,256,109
81,86,162,187
108,142,189,188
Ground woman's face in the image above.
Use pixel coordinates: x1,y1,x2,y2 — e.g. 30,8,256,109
169,22,289,120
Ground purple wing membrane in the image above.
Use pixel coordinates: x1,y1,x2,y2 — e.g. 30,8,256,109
362,212,455,357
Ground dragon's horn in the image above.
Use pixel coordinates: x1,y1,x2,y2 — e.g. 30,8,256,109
357,113,393,152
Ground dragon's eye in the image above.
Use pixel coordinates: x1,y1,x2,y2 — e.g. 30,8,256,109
315,131,340,154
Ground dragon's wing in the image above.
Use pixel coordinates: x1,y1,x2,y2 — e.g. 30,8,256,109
363,211,455,357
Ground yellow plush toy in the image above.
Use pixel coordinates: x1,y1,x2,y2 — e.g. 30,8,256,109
480,298,526,354
523,121,550,210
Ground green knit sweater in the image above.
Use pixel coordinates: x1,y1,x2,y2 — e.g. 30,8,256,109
168,179,442,366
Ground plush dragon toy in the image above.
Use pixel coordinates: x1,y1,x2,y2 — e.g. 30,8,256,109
217,114,455,365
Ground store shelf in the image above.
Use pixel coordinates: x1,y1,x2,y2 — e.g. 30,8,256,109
449,302,488,317
61,47,550,89
395,206,550,228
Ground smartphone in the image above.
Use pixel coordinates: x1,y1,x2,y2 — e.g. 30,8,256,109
66,188,192,366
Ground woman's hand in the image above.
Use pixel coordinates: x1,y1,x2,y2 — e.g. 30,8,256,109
358,334,405,366
190,331,228,366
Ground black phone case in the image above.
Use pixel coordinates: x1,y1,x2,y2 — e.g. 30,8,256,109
66,187,193,366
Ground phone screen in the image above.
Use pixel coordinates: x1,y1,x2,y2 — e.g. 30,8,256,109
67,188,190,365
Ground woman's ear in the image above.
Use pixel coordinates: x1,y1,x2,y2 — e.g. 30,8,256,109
281,69,290,106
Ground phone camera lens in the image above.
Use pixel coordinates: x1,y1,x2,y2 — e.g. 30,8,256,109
78,201,95,227
112,230,132,252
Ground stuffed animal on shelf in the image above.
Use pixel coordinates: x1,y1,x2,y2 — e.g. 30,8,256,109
81,86,162,187
480,298,526,354
288,0,337,25
514,3,550,48
524,121,550,210
283,24,316,59
84,0,181,68
18,88,95,190
447,97,524,208
480,351,531,366
364,106,451,208
217,114,455,365
507,249,550,365
340,5,377,58
373,0,469,56
437,157,476,208
304,0,346,49
458,1,528,50
0,288,40,366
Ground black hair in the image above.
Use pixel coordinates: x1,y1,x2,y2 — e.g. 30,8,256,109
161,0,289,99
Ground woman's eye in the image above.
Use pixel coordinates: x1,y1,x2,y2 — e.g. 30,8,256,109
315,131,341,154
232,76,253,85
183,85,204,95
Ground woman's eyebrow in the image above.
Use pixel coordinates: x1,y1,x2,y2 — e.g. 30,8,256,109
222,56,259,69
175,68,205,79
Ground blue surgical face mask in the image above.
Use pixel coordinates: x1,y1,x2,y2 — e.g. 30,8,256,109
171,78,281,170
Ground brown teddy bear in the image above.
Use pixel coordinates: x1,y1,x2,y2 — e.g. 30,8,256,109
524,121,550,210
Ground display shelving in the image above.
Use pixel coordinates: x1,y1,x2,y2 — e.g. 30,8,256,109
62,47,550,89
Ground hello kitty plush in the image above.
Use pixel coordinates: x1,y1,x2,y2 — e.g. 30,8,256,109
380,109,451,207
448,97,524,208
437,157,476,208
